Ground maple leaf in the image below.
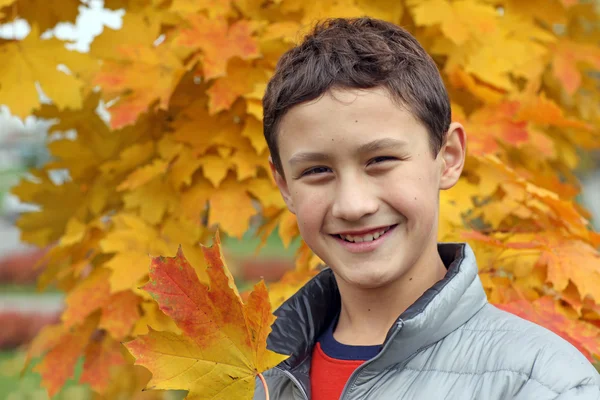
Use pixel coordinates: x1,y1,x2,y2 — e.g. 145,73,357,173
516,94,592,131
498,297,600,362
207,59,269,114
464,102,529,156
169,0,231,18
242,116,268,154
99,290,142,340
299,0,364,26
122,178,180,225
100,214,172,291
0,26,93,117
0,0,15,19
551,39,600,95
132,301,182,337
90,7,162,59
12,171,86,247
1,0,80,31
208,175,259,238
124,233,288,399
407,0,497,45
535,235,600,302
173,15,261,79
61,268,111,329
33,316,97,397
268,269,319,310
80,335,127,394
172,96,245,156
94,45,185,128
117,159,169,192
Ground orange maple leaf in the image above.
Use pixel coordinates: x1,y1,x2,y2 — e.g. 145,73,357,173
464,102,529,155
551,39,600,95
32,318,97,397
93,45,184,129
124,232,288,399
498,296,600,361
80,335,127,394
173,15,261,79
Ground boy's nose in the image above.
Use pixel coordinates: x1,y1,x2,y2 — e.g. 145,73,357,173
331,177,379,221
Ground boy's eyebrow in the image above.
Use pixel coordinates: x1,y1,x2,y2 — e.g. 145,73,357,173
288,138,409,166
356,138,409,154
288,152,331,167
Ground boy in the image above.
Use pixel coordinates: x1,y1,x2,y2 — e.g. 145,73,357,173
254,17,600,399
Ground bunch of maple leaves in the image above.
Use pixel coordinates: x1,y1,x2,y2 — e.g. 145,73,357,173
2,0,600,398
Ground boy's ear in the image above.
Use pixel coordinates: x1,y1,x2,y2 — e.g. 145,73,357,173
269,157,296,214
439,122,467,190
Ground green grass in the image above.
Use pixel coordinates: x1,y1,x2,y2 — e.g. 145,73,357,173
0,351,91,400
0,350,190,400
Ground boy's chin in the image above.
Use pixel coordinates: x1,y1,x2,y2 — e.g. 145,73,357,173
333,267,401,291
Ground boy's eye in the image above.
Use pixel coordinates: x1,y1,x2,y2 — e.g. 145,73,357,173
368,156,396,165
302,166,331,176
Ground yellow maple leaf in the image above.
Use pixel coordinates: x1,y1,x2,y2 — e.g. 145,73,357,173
172,97,245,155
201,154,233,187
123,179,179,225
208,176,258,238
298,0,364,25
169,0,231,18
207,59,269,114
242,116,268,154
407,0,497,45
12,171,86,246
3,0,80,31
90,8,162,59
0,26,94,117
230,137,270,180
117,159,169,192
100,214,171,291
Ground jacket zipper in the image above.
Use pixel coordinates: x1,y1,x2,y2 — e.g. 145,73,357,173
277,367,309,400
339,322,403,399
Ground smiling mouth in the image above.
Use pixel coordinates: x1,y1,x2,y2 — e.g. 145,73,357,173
333,225,397,243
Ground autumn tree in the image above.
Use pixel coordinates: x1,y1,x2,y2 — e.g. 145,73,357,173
1,0,600,398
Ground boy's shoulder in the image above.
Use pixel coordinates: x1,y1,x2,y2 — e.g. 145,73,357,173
444,302,600,392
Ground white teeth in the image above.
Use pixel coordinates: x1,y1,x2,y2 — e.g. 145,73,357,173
340,227,390,243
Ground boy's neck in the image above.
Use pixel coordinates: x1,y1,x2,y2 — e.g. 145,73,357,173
332,244,448,346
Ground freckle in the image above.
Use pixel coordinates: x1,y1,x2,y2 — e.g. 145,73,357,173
368,308,371,311
409,278,413,281
355,120,358,123
414,197,417,200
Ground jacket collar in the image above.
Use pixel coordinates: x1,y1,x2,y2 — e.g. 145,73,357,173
266,243,488,390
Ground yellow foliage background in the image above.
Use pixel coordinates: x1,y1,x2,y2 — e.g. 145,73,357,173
1,0,600,397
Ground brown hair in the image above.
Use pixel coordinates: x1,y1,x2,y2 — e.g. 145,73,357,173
262,17,451,176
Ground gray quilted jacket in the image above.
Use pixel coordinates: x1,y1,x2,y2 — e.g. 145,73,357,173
254,243,600,399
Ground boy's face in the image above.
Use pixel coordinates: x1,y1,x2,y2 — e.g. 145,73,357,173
272,87,465,290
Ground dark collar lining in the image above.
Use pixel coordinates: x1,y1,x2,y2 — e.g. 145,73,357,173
317,312,383,361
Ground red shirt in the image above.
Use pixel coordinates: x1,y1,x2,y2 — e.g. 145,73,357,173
310,342,366,400
310,317,382,400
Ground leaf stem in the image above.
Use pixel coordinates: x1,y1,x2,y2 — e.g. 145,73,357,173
258,373,269,400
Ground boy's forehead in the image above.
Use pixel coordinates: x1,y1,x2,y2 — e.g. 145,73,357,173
288,87,395,115
279,86,417,135
277,87,426,159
